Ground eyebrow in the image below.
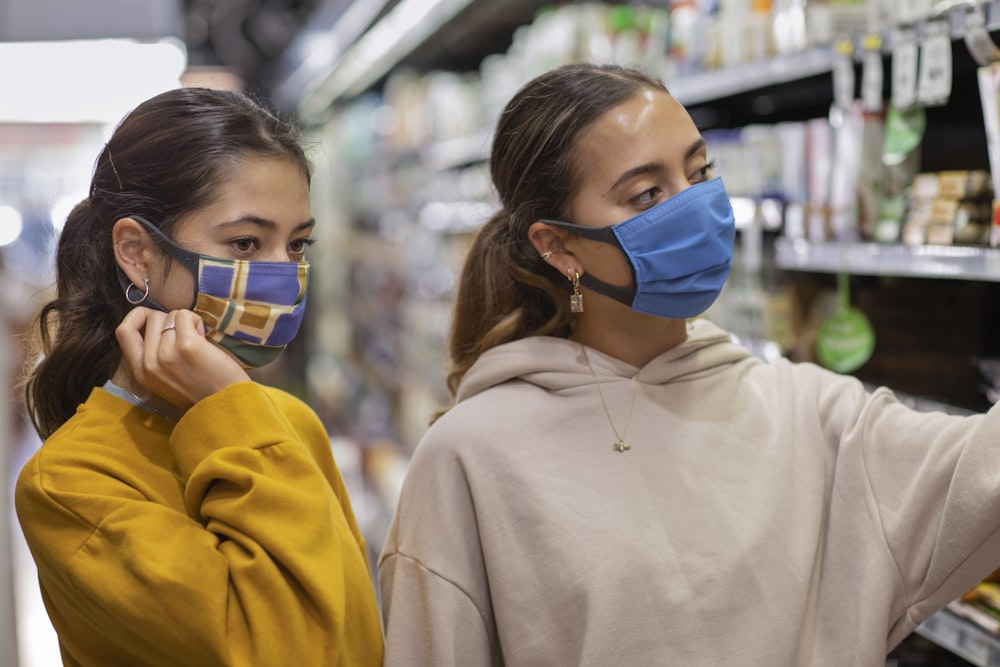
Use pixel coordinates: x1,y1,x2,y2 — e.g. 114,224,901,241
215,216,316,232
605,137,708,194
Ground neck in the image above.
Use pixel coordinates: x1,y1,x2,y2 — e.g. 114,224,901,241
571,305,688,367
110,363,185,421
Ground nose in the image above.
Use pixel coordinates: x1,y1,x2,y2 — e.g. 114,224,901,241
259,246,291,262
667,180,693,199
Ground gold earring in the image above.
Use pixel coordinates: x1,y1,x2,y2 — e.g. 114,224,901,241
568,269,583,313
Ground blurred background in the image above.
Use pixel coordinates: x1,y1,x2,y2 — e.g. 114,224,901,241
6,0,1000,664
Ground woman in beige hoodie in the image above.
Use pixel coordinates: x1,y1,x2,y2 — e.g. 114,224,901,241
379,62,1000,666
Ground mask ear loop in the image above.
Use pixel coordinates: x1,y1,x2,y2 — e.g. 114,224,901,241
541,218,638,307
127,215,204,310
129,215,201,278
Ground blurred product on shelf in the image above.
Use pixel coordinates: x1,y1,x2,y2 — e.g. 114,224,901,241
902,170,994,246
956,571,1000,635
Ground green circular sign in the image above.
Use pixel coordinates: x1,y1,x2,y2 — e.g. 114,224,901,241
816,308,875,373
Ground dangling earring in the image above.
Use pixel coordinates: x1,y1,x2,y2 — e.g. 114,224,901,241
125,277,150,305
568,269,583,313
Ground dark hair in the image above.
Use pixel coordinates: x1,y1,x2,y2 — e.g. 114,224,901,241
23,87,311,439
443,63,668,402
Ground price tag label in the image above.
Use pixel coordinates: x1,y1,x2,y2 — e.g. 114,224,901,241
833,39,855,110
933,614,961,647
861,34,884,112
916,19,952,106
960,633,992,663
892,27,919,110
964,3,1000,66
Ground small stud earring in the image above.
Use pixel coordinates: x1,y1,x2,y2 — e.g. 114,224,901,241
568,269,583,313
541,250,553,260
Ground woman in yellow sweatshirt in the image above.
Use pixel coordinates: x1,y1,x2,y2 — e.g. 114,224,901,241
16,87,384,666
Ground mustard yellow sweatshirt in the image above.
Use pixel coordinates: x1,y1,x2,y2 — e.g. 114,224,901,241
16,382,384,667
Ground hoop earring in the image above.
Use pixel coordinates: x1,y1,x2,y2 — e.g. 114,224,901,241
568,269,583,313
125,277,149,305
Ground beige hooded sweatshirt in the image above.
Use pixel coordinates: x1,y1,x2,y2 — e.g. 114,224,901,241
379,319,1000,666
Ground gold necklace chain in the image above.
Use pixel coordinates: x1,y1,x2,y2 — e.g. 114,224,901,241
580,344,640,453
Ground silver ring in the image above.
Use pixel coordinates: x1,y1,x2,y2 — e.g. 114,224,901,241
161,324,177,333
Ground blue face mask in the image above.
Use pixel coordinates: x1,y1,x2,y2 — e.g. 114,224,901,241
540,177,736,319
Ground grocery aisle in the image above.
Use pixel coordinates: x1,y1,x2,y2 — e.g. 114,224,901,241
5,0,1000,664
288,2,1000,665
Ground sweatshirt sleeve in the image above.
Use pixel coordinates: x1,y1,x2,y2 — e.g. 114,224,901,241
378,424,502,667
828,380,1000,636
380,552,497,666
15,382,383,667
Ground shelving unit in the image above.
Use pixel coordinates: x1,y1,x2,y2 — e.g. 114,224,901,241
775,237,1000,281
917,608,1000,666
670,46,838,105
284,0,553,121
288,2,1000,665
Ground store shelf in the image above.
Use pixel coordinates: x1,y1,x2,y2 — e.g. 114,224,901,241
916,607,1000,666
670,47,837,106
774,237,1000,281
291,0,549,120
289,0,1000,119
420,129,492,171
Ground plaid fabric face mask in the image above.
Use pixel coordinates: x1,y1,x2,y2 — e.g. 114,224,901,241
130,216,309,368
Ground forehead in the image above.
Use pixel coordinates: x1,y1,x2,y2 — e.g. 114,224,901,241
174,157,312,237
571,89,701,186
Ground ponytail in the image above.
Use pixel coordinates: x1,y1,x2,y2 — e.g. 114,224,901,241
23,199,129,439
442,211,572,411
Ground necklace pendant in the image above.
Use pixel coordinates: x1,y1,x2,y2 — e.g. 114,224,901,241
613,440,631,453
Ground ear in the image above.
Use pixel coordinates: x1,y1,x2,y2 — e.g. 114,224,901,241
528,221,583,278
112,217,157,287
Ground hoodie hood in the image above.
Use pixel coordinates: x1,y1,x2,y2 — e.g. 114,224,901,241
455,318,752,404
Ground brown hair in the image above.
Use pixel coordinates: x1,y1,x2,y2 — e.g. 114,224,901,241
23,87,311,439
443,63,668,404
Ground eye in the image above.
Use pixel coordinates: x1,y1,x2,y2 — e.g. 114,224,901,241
632,186,662,208
288,237,316,258
231,237,259,255
690,159,716,184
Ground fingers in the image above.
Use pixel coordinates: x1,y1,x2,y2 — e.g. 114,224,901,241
117,307,250,409
116,306,164,389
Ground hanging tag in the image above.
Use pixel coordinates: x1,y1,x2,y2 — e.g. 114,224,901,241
861,34,884,112
833,39,856,110
916,19,952,107
816,272,875,374
978,63,1000,247
964,3,1000,67
891,26,919,110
